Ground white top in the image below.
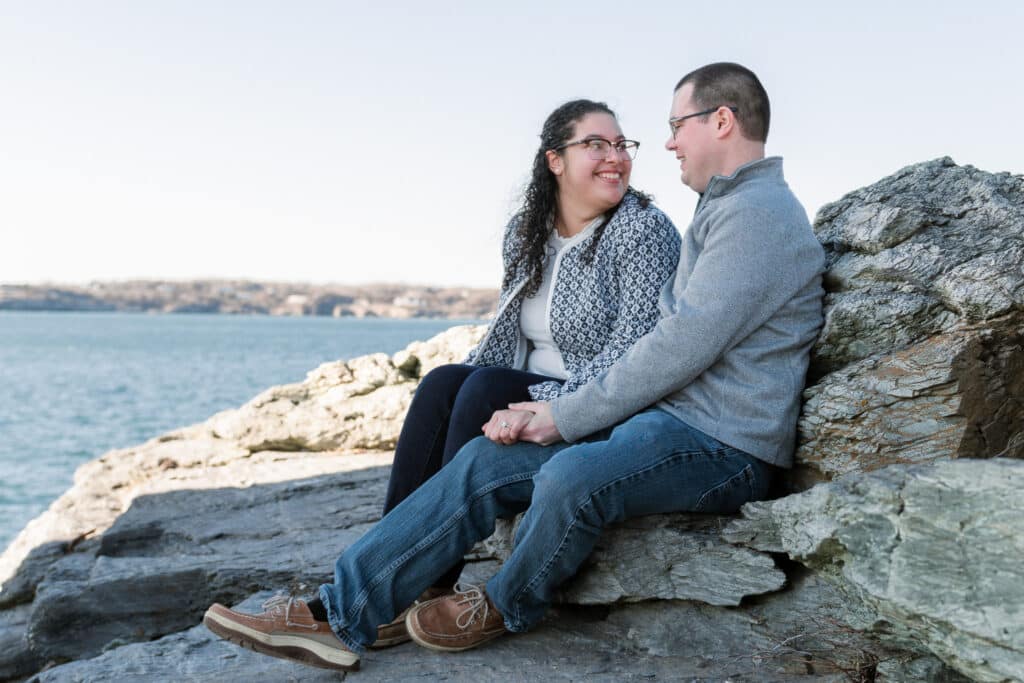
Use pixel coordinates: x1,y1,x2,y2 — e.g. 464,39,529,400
519,217,602,379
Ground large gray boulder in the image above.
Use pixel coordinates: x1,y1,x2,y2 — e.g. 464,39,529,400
725,458,1024,683
762,158,1024,682
797,157,1024,484
812,157,1023,370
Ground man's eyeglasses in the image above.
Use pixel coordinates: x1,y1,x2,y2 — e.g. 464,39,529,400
555,137,640,161
668,106,739,136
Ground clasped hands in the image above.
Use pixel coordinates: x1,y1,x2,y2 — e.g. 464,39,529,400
482,401,562,446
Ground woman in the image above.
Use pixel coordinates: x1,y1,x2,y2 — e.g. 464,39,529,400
372,99,680,646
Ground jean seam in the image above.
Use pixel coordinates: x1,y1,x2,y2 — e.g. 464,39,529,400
694,463,754,513
507,446,730,629
341,469,539,627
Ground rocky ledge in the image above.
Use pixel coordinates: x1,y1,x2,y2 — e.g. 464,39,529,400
1,158,1022,682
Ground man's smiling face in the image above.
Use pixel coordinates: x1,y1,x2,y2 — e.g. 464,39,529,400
665,83,719,194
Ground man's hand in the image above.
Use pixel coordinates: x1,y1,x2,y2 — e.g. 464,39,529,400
482,408,534,445
508,401,563,446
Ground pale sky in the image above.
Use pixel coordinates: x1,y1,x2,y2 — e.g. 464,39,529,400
2,1,1021,288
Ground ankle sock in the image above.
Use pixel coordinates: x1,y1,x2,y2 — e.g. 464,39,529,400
307,597,329,622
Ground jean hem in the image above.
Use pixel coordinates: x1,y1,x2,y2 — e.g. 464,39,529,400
502,615,529,633
486,578,525,633
319,584,367,654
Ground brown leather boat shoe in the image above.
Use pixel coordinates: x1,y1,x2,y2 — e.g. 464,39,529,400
204,594,359,671
405,582,508,652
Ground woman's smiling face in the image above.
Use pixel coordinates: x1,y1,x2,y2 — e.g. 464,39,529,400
551,112,631,219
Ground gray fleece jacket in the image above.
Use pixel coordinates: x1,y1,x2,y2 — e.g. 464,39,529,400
550,157,825,468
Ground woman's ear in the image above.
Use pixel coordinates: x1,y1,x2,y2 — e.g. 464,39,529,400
546,150,563,175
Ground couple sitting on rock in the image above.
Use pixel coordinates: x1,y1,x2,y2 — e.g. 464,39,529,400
203,61,826,673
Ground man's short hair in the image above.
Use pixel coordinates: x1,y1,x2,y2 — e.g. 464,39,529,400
675,63,770,143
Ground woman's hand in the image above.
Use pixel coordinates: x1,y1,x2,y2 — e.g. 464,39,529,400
482,408,535,445
508,401,563,446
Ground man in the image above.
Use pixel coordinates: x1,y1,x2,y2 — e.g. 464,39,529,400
203,62,825,672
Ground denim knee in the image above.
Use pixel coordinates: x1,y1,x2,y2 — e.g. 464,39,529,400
445,436,503,489
448,437,546,505
529,456,622,531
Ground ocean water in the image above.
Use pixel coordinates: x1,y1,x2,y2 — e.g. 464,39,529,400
0,312,481,552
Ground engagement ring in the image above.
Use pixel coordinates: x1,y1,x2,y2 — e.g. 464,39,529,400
500,421,510,429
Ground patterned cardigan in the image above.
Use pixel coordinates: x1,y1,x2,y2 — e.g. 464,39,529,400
465,191,681,401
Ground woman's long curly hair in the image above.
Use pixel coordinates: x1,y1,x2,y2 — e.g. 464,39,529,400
504,99,649,297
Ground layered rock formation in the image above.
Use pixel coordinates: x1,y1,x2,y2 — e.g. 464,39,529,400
1,158,1021,682
797,157,1024,485
725,458,1024,683
739,158,1023,681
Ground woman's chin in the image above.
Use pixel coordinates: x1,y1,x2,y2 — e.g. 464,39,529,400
604,186,628,206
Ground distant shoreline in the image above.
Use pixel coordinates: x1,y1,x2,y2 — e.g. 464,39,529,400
0,309,487,320
0,280,498,319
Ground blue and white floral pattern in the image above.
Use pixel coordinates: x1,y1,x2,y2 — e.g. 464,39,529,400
466,192,681,401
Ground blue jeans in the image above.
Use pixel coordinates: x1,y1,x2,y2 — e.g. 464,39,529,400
382,364,560,588
319,408,774,653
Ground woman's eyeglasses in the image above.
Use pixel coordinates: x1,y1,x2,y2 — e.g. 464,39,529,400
555,137,640,161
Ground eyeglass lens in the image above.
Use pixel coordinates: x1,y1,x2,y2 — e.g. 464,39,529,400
584,140,637,160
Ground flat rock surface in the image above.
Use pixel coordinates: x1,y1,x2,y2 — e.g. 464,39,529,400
11,456,786,668
10,453,395,666
0,605,36,682
7,450,909,682
32,571,902,683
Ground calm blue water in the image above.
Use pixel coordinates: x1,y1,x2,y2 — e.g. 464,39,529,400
0,312,480,552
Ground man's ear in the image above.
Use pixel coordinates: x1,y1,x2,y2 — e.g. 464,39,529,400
714,107,736,139
546,150,563,175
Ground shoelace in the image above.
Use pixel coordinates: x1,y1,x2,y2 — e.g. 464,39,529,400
262,593,318,630
452,582,490,630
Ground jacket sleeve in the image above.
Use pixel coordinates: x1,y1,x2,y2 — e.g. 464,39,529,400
549,200,822,442
527,208,681,401
464,217,521,365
